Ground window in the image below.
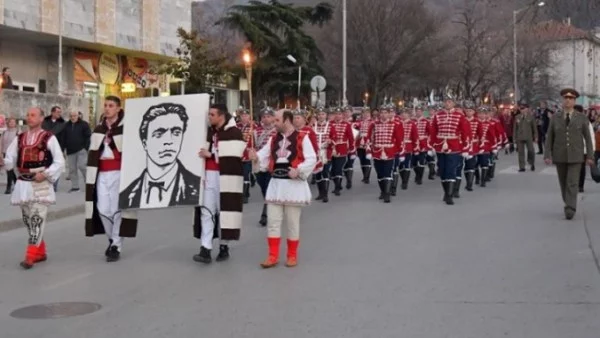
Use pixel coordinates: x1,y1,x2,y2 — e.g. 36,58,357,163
12,82,38,93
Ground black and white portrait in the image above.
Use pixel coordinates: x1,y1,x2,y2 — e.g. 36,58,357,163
119,94,209,210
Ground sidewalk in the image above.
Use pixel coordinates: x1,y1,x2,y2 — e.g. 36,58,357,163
0,172,85,232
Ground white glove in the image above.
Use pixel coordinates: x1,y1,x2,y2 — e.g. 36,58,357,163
462,152,469,158
478,149,484,154
350,154,357,160
504,144,510,150
492,149,498,155
366,154,372,160
399,157,406,163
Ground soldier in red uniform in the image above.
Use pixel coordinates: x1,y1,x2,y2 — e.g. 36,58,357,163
431,97,471,205
293,109,321,172
463,104,483,192
237,108,255,204
451,104,469,198
400,108,419,190
254,107,277,226
477,107,498,187
426,106,439,180
487,111,506,181
328,107,355,196
313,107,332,202
356,107,373,183
412,106,432,185
367,105,404,203
343,106,358,189
389,105,403,195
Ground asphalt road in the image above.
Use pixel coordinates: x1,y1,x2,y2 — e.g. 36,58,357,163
1,155,599,338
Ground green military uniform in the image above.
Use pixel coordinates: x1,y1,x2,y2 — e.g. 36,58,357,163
544,96,594,219
513,111,538,170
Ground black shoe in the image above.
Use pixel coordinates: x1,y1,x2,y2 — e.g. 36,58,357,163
106,246,120,262
104,240,114,257
530,165,535,171
193,246,212,264
564,207,576,220
215,245,230,262
518,168,526,172
69,188,80,193
259,205,267,226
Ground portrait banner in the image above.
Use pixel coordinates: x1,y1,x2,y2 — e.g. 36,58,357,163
119,94,209,210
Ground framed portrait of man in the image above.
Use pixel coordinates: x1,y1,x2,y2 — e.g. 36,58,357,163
118,94,209,210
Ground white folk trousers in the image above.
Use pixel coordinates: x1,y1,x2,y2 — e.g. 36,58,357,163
96,171,123,250
21,203,48,246
200,170,228,249
267,204,301,240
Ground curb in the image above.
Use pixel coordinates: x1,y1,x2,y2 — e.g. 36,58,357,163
0,204,84,233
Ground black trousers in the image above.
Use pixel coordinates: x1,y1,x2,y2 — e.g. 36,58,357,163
374,159,394,180
256,172,271,197
315,162,331,182
344,154,355,172
331,156,347,179
357,148,371,168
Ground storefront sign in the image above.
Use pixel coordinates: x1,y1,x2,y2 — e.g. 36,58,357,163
98,53,120,85
74,50,159,89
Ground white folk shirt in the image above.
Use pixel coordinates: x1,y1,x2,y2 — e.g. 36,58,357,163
3,130,65,205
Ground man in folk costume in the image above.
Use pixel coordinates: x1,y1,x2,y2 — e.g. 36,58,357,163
412,106,433,185
463,103,483,192
236,107,255,204
192,104,245,263
356,107,373,183
476,107,498,187
1,107,64,269
342,106,358,189
85,96,137,262
254,107,277,226
313,107,332,203
431,96,471,205
367,105,403,203
251,109,317,268
328,107,355,196
399,108,419,190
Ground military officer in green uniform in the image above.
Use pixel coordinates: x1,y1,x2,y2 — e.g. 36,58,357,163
544,88,595,220
513,103,538,171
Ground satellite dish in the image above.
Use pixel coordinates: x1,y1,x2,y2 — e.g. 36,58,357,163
310,75,327,92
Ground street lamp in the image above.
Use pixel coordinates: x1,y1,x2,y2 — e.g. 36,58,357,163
242,49,254,126
287,54,302,109
513,1,545,103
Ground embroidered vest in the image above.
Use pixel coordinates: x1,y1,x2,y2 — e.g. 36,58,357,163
17,131,53,173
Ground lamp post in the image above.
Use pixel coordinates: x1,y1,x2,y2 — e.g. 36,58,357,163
342,0,348,107
287,54,301,109
58,0,63,94
242,49,254,123
513,1,545,104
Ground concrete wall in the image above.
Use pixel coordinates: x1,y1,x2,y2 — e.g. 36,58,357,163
0,89,89,121
3,0,40,31
551,39,600,105
159,0,190,56
116,0,142,50
63,0,95,42
0,39,48,86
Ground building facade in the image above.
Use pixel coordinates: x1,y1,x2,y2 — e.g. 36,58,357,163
0,0,192,121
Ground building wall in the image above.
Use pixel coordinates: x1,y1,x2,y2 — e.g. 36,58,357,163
550,39,600,105
0,89,89,120
0,39,48,86
1,0,191,56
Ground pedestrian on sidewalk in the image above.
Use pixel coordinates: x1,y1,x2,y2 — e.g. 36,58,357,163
1,67,13,89
63,111,91,192
1,117,20,194
544,89,594,220
85,96,138,262
251,109,317,268
0,107,65,269
42,106,66,191
193,104,245,264
513,103,538,172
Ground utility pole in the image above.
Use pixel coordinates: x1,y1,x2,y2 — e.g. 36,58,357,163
342,0,347,107
58,0,63,95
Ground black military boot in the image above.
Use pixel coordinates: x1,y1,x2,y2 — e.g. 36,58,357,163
193,246,212,264
378,180,384,200
382,180,392,203
487,164,495,181
333,178,342,196
452,179,461,198
428,163,436,180
465,172,474,191
391,172,399,196
345,170,353,190
441,181,449,203
322,180,329,203
474,168,480,185
315,180,324,200
362,167,371,184
259,204,267,226
243,183,250,204
480,168,488,187
216,244,230,262
414,167,423,185
445,181,455,205
251,174,256,187
400,171,409,190
310,175,316,185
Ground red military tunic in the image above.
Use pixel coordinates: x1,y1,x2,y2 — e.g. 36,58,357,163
479,119,498,153
367,120,404,160
255,124,276,151
355,118,373,150
300,125,322,173
466,117,483,156
237,122,255,161
314,121,332,163
490,117,506,150
401,119,419,155
328,121,355,158
414,117,432,152
431,109,471,153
